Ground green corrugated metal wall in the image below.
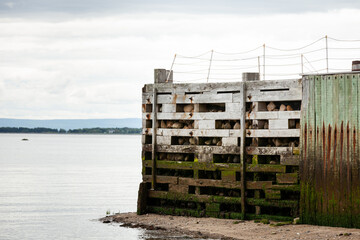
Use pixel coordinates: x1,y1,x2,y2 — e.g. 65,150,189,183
300,73,360,228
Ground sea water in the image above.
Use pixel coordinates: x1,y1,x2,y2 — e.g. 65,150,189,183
0,134,198,240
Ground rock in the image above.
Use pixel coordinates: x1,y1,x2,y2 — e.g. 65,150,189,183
216,141,222,146
161,120,167,128
166,121,174,128
172,122,183,129
289,119,296,129
159,152,167,160
222,122,232,129
273,138,284,147
184,155,189,161
267,102,276,111
212,138,219,144
279,104,286,111
269,160,276,165
189,138,196,145
183,104,194,112
263,122,269,129
183,125,189,129
205,140,212,145
287,105,293,111
174,154,184,161
233,122,240,129
178,138,185,145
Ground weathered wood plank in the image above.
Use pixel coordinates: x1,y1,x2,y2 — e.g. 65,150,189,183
157,92,234,104
151,87,158,189
245,129,300,138
158,129,232,137
269,119,289,129
239,82,247,220
222,137,238,147
246,147,293,155
246,164,286,173
276,173,298,184
246,111,301,120
198,120,215,129
245,88,302,102
244,78,302,90
143,175,179,184
144,160,242,171
155,145,240,154
280,155,300,166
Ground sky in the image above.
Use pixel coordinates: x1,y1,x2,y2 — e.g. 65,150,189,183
1,0,360,119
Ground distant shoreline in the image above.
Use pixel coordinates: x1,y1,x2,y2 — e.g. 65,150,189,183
0,127,141,135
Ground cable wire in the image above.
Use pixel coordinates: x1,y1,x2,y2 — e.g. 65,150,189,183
214,45,263,55
266,37,325,51
328,37,360,42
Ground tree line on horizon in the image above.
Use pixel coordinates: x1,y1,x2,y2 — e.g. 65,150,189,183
0,127,141,134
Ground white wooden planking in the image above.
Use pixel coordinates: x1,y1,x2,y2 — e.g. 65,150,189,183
161,104,176,113
222,137,238,146
246,111,301,120
269,119,289,129
156,136,172,145
198,120,215,129
246,129,300,137
226,102,242,112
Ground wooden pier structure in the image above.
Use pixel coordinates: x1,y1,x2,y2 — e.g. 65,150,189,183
138,69,360,228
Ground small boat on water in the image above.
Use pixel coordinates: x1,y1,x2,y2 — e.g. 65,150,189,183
21,138,29,141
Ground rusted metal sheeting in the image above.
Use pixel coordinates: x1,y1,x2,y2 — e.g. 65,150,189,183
300,73,360,228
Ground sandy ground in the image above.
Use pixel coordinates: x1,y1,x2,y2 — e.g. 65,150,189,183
100,212,360,240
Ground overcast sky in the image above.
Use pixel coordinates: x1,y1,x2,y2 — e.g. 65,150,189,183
1,1,360,119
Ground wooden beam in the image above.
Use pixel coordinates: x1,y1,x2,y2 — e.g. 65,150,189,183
151,86,157,190
240,82,246,220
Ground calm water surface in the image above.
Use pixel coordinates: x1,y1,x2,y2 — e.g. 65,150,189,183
0,134,194,240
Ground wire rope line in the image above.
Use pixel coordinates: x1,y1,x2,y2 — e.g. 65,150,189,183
303,55,319,73
266,37,325,51
176,50,212,59
328,37,360,42
214,45,263,55
169,35,360,83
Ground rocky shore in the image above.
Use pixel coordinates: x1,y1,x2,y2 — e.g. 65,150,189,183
100,212,360,240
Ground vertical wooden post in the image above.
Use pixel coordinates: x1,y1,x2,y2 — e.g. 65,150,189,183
258,56,261,80
240,82,246,219
207,50,214,83
151,85,158,190
263,44,266,80
301,54,304,75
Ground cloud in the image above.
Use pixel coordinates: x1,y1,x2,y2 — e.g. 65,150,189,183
0,0,360,17
0,9,360,119
4,2,15,9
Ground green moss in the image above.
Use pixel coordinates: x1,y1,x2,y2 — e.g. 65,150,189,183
272,185,300,192
270,221,292,227
247,198,298,208
247,214,293,222
260,219,270,224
